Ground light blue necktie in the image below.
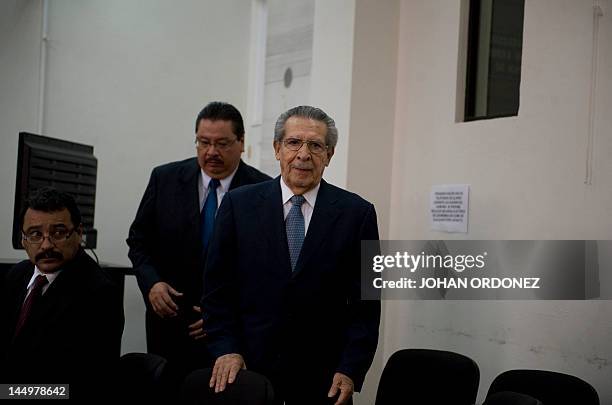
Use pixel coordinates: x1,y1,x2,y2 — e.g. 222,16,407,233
201,178,220,250
286,195,306,271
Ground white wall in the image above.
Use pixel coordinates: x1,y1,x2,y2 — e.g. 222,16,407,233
346,1,400,403
379,0,612,403
310,0,356,189
0,0,43,259
42,0,252,264
346,0,399,243
391,0,612,240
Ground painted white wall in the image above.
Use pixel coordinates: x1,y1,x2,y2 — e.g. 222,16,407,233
42,0,252,265
378,0,612,403
346,1,400,403
391,0,612,241
0,0,43,260
347,0,399,243
244,0,267,170
310,0,356,189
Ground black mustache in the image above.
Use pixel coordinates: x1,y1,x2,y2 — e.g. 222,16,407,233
35,251,63,262
205,157,224,164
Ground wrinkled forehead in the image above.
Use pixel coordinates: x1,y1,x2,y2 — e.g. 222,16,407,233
23,208,73,231
284,116,328,140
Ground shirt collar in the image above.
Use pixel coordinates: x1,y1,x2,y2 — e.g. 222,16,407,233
27,266,62,290
200,163,239,192
279,176,320,208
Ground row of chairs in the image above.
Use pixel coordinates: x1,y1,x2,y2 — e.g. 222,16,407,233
376,348,600,405
118,349,600,404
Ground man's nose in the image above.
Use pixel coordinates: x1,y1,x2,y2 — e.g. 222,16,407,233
39,236,54,250
206,145,221,156
296,144,311,160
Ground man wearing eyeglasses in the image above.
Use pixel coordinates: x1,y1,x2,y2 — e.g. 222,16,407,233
127,101,270,377
0,187,124,397
203,106,380,404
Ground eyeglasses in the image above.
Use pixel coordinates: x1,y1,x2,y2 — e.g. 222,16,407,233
22,227,76,245
195,137,238,151
282,138,328,155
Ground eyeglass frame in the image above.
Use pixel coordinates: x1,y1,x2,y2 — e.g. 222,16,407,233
194,136,240,152
21,227,78,245
281,138,329,155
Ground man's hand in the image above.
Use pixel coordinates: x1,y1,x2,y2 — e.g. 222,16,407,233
148,282,182,318
188,306,206,340
327,372,354,405
209,353,246,393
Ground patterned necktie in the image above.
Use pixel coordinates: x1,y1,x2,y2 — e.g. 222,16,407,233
14,274,48,338
201,178,221,250
286,195,306,271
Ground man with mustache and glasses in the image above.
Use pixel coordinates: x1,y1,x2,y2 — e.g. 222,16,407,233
203,106,380,405
0,187,124,398
127,102,270,377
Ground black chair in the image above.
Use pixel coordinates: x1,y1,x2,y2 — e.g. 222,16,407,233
375,348,480,405
486,369,600,405
179,368,275,405
483,391,542,405
118,352,181,401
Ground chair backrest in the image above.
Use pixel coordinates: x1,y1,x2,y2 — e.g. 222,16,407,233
179,368,275,405
483,391,543,405
487,369,600,405
375,348,480,405
119,352,180,401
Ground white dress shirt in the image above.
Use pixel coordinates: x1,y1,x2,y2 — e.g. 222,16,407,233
198,165,239,210
280,177,320,235
24,266,61,300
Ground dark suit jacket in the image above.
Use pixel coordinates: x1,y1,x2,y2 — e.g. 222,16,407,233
127,158,271,306
0,249,124,394
202,178,380,394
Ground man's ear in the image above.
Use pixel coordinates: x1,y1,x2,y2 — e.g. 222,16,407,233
274,141,281,161
325,147,335,166
76,224,84,243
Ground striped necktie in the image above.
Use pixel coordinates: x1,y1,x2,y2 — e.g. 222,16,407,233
286,195,306,271
14,274,48,338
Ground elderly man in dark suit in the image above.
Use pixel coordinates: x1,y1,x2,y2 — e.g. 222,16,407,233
203,106,380,405
127,101,270,376
0,187,124,398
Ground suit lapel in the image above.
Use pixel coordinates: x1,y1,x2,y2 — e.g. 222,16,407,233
228,160,247,190
33,271,69,326
14,267,32,306
256,178,292,274
12,263,71,340
8,266,33,334
293,180,341,276
178,159,202,243
27,252,85,328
